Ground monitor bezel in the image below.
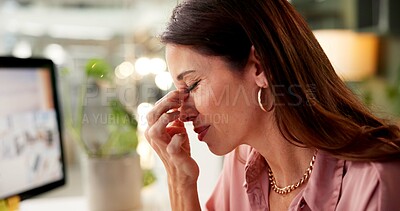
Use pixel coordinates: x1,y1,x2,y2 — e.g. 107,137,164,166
0,56,66,200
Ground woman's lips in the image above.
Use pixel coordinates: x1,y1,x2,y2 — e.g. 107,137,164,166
194,126,210,141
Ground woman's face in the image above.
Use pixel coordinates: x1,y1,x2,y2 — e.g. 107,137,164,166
166,44,265,155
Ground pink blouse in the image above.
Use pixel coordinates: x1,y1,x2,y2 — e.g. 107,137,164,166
205,145,400,210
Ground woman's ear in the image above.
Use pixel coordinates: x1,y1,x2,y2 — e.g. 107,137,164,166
248,46,269,88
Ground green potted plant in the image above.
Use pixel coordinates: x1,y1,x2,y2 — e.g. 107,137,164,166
62,59,139,157
61,58,154,211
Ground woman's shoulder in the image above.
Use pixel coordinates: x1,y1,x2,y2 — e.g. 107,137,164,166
339,158,400,209
345,158,400,194
345,158,400,181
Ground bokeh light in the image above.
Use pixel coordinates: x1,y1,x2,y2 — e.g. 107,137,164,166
137,102,154,132
44,44,66,65
150,58,167,75
134,57,151,76
154,71,173,91
115,61,134,79
12,40,32,58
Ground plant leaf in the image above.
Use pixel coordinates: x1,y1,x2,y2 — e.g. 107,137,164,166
85,58,111,80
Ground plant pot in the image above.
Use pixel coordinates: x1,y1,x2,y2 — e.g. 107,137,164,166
82,153,142,211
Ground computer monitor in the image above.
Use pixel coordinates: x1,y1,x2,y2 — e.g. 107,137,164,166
0,57,66,201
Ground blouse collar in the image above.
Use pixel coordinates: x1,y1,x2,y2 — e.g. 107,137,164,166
243,148,345,210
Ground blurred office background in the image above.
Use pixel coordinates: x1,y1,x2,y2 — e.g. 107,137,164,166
0,0,223,210
1,0,400,210
291,0,400,118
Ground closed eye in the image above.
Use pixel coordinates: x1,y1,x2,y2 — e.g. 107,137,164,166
186,80,200,93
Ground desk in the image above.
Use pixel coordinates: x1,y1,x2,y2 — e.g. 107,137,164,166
20,197,86,211
20,187,171,211
19,165,171,211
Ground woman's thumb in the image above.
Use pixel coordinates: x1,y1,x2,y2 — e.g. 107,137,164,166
167,133,186,154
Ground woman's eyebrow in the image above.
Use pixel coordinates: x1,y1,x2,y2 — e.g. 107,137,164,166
176,70,196,81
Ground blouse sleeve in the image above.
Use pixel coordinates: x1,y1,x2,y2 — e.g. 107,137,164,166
337,160,400,210
373,161,400,210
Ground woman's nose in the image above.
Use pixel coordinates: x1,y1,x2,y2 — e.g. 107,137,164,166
179,95,199,122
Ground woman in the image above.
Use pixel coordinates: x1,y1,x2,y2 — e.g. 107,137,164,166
145,0,400,210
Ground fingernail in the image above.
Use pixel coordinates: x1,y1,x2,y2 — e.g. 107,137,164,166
166,109,179,114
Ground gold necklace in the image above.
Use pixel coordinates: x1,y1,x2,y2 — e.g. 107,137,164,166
268,152,317,195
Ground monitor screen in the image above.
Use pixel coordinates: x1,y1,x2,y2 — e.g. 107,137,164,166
0,57,65,200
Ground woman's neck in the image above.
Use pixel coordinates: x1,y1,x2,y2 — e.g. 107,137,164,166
246,114,315,188
261,144,315,188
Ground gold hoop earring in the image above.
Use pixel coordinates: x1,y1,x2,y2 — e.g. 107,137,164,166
258,87,267,112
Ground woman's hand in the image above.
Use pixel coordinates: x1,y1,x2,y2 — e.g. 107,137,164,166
145,90,201,211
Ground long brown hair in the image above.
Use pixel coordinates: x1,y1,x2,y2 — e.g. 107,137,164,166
161,0,400,161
